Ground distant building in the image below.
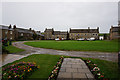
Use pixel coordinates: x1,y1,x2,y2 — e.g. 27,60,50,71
52,31,68,40
69,27,99,40
110,25,120,40
1,25,14,40
44,28,68,40
44,28,54,40
34,31,44,40
13,25,33,40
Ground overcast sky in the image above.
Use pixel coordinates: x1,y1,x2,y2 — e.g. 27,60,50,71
2,2,118,33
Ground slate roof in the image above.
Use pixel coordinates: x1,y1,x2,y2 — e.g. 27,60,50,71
111,26,120,32
1,25,13,30
35,31,44,36
70,29,99,33
45,29,53,32
16,28,33,34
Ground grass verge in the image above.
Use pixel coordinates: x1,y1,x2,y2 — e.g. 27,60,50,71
5,45,25,53
2,54,119,79
81,57,119,79
24,40,118,52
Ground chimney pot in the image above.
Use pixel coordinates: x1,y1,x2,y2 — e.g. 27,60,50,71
29,28,32,30
13,25,16,29
9,24,12,29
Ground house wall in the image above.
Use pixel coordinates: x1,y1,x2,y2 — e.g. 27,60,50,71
69,33,99,40
110,32,119,40
44,32,53,40
52,34,67,39
16,32,33,40
2,29,14,40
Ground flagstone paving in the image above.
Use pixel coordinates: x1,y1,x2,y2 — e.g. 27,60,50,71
57,58,94,80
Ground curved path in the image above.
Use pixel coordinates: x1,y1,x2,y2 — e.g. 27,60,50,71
12,41,118,62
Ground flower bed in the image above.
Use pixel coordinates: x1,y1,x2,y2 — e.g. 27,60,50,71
2,61,39,80
84,60,107,80
48,56,64,80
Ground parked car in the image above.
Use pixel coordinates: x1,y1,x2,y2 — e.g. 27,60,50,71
87,37,95,41
55,38,60,41
77,38,84,41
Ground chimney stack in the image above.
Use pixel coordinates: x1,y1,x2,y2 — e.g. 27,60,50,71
9,24,12,29
111,25,113,28
29,28,32,30
97,27,99,30
13,25,16,29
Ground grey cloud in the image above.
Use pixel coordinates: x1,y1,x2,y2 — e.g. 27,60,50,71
2,2,118,33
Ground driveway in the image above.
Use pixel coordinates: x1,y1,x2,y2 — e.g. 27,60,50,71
12,41,118,62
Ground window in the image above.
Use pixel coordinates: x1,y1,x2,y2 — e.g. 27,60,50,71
93,34,94,35
21,33,23,36
5,31,8,34
10,37,12,40
10,31,12,34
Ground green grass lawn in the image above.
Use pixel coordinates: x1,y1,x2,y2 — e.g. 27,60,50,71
24,40,119,52
2,54,61,79
81,57,119,79
2,54,119,79
5,45,25,53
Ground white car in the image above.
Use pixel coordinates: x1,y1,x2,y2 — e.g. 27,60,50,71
87,37,95,41
55,38,60,41
77,38,84,41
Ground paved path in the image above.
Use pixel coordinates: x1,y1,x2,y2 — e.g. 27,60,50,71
57,58,94,79
0,54,25,67
12,41,118,62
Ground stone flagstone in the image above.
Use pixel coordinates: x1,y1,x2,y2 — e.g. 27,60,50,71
57,58,95,80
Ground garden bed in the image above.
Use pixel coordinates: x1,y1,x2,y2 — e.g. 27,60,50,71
84,60,107,80
2,61,39,80
48,56,64,80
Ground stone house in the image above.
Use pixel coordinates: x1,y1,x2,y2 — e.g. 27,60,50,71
13,25,33,40
109,25,120,40
44,28,68,40
52,31,68,40
69,27,99,40
1,24,44,41
44,28,54,40
1,25,14,40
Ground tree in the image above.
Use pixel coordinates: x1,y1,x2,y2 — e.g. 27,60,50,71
33,33,37,40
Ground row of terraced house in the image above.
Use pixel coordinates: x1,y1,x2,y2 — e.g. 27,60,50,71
1,24,120,41
44,27,99,40
0,25,44,41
